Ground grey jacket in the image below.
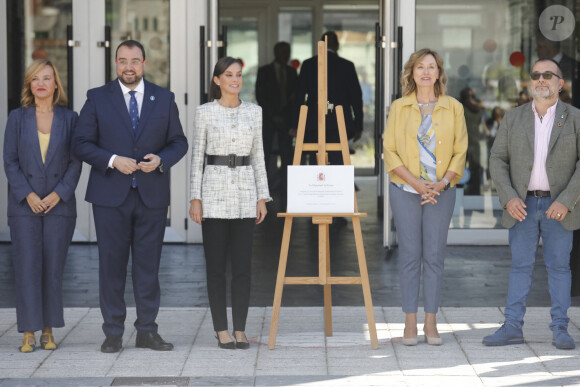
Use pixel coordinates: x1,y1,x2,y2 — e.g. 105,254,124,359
490,100,580,230
190,101,271,219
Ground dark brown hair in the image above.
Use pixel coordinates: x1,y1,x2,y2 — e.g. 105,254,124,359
116,40,146,61
209,56,243,100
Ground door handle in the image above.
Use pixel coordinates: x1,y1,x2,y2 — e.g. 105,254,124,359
99,26,112,82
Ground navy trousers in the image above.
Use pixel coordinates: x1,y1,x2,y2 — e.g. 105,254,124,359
93,188,167,337
9,215,75,332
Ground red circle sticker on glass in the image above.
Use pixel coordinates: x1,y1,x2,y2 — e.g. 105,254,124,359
510,52,525,67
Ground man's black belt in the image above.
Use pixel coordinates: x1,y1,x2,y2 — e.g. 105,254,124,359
527,190,551,198
206,154,251,168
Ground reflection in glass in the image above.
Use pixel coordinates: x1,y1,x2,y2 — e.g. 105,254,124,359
323,9,378,169
278,9,313,74
23,0,72,98
416,0,579,229
106,0,170,88
219,16,259,103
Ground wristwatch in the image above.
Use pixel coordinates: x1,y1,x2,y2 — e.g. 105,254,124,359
442,177,451,190
158,158,164,173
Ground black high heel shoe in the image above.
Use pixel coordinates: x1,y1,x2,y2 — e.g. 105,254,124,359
233,331,250,350
215,332,235,349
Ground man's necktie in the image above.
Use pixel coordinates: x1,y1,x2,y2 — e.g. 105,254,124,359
128,90,139,188
129,90,139,134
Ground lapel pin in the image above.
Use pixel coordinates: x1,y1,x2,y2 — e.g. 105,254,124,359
558,122,563,127
150,96,155,101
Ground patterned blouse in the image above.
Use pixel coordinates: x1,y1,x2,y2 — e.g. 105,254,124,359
396,102,437,194
190,100,271,219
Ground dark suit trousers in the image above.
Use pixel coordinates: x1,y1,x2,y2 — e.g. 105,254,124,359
9,215,75,332
263,124,293,191
93,188,167,337
202,218,255,332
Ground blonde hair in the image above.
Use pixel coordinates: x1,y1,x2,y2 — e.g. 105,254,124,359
21,59,67,107
401,48,447,97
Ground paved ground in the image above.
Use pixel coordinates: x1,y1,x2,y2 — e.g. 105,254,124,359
1,177,580,385
0,306,579,386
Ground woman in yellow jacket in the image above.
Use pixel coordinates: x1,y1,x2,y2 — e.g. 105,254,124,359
384,48,467,346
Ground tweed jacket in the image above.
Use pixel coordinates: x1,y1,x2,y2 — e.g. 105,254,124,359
190,101,271,219
490,100,580,230
4,106,81,217
383,93,468,186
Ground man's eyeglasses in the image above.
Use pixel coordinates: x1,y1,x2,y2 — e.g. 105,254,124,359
116,60,143,66
530,71,561,80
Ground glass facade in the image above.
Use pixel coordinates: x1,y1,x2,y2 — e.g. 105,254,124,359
7,0,72,112
323,6,378,168
106,0,170,88
416,0,580,229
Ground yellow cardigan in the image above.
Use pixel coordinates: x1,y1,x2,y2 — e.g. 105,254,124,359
383,93,468,186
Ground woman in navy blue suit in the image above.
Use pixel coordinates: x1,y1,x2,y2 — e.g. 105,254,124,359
3,59,81,352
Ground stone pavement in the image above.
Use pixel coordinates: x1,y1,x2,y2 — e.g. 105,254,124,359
0,306,579,386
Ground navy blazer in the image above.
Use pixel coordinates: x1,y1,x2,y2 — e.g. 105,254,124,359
3,106,81,217
292,51,363,142
72,79,188,209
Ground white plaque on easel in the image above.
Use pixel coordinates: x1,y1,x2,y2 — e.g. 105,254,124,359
287,165,354,213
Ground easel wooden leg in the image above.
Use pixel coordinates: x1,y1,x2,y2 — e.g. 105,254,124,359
268,217,294,349
324,223,332,337
352,216,379,349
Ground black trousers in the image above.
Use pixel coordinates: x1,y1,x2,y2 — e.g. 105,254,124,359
202,218,255,331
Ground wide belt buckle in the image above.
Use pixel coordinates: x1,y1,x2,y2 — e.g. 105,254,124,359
228,154,236,168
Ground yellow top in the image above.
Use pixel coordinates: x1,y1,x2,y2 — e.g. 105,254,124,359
383,93,468,186
38,131,50,164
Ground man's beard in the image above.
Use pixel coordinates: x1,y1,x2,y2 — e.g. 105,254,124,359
531,86,553,100
119,72,142,87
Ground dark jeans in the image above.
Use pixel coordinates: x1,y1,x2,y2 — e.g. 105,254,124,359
202,218,255,332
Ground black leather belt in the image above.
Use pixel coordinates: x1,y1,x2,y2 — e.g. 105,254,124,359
527,190,551,198
206,154,251,168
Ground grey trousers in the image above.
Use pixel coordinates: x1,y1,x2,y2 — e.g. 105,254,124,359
389,183,456,314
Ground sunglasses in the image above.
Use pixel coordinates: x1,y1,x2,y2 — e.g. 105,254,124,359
530,71,561,80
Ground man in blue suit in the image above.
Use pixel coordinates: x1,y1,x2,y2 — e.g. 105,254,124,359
73,40,188,353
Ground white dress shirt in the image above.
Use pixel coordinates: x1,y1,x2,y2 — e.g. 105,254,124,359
108,79,145,168
528,100,557,191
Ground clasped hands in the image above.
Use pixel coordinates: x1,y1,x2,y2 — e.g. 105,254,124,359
506,197,568,222
113,154,160,174
416,179,445,205
26,191,60,214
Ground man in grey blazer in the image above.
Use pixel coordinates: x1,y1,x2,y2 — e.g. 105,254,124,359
484,58,580,349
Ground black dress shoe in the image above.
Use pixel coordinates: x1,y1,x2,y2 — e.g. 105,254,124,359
233,331,250,350
135,331,174,351
215,334,235,349
101,336,122,353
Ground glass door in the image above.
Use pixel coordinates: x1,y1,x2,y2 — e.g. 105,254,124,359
322,5,380,171
1,0,208,243
1,0,76,241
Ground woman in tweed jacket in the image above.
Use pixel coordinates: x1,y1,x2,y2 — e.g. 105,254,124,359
189,57,271,349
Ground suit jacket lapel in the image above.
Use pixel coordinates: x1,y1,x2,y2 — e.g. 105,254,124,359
43,106,63,168
522,104,536,151
136,80,155,140
25,108,45,169
548,100,568,153
109,80,134,135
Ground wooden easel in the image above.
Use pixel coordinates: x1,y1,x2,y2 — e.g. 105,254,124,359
267,40,378,350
